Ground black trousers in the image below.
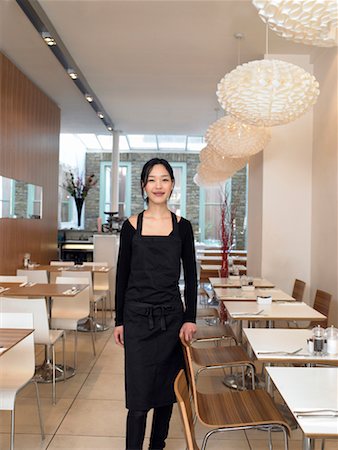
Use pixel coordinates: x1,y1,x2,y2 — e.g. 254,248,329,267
126,404,173,450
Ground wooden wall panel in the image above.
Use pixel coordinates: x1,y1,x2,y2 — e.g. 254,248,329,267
0,53,60,274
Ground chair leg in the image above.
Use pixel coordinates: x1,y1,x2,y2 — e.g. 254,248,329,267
268,427,272,450
74,330,78,370
89,317,96,356
10,409,15,450
108,290,113,319
52,344,56,405
62,332,66,382
33,381,45,440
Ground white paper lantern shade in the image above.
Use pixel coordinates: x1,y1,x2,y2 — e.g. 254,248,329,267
205,116,271,158
197,163,232,186
252,0,338,48
199,145,248,173
217,59,320,127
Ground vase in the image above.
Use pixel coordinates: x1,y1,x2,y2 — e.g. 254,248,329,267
74,197,84,228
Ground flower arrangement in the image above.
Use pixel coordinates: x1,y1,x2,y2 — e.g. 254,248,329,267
63,171,97,199
62,171,97,227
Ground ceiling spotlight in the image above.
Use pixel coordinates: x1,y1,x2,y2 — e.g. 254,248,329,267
97,112,104,119
41,31,56,46
107,126,113,132
67,69,78,80
85,94,93,103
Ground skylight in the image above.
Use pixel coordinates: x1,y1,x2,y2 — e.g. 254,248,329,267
61,134,205,153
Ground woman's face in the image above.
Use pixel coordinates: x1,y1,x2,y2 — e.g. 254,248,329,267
144,164,174,204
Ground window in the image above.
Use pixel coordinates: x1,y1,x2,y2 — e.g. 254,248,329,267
168,163,186,217
100,162,131,220
0,177,14,218
199,181,231,243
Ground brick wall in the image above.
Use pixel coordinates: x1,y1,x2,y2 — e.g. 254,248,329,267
85,152,247,247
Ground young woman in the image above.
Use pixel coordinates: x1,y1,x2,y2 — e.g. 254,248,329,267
113,158,197,450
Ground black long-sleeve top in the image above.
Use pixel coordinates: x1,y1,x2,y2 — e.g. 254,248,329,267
115,217,197,326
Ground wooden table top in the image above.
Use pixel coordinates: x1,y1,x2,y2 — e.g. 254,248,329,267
0,283,88,297
21,264,111,273
215,287,295,302
209,277,275,288
0,328,34,356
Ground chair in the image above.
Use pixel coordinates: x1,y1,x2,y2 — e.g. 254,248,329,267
0,312,45,450
0,297,65,405
60,270,106,333
195,307,238,345
190,339,255,390
179,338,290,450
51,276,96,370
292,279,306,301
82,262,112,318
16,269,48,284
0,276,28,283
309,289,332,329
289,289,331,329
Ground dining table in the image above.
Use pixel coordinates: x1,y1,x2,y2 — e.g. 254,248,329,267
267,367,338,450
0,328,34,356
209,277,275,288
22,264,111,274
223,301,327,342
197,255,247,266
243,328,338,367
215,287,295,302
0,282,88,381
200,264,247,282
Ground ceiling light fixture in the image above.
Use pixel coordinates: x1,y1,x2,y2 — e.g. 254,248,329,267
107,126,113,132
67,69,78,80
206,115,271,158
41,31,56,46
85,94,94,103
97,112,104,119
252,0,338,48
217,59,320,126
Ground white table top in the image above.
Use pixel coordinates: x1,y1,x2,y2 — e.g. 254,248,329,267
243,328,338,365
215,288,295,302
267,367,338,438
223,301,326,322
210,277,275,288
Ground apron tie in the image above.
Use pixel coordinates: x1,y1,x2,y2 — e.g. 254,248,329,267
146,305,173,331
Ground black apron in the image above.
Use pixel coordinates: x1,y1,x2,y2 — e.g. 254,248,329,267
124,211,184,410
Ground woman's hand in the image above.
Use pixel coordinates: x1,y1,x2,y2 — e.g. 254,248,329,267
113,325,124,347
179,322,197,342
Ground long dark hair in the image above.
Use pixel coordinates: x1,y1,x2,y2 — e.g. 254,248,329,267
140,158,175,201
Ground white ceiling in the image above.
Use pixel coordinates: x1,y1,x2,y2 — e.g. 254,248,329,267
1,0,315,136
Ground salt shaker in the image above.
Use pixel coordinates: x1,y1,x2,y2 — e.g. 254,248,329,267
23,253,31,268
311,325,325,355
325,326,338,355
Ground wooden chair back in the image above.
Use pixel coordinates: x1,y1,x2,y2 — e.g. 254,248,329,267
174,370,200,450
310,289,331,328
292,279,306,301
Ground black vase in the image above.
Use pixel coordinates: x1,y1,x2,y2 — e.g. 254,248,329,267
74,197,84,227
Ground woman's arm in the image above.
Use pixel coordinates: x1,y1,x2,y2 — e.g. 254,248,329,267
180,219,197,324
114,220,134,327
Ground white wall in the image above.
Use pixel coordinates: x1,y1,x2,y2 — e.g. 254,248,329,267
261,55,314,299
312,47,338,326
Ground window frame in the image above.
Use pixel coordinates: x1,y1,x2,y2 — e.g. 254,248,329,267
99,161,132,220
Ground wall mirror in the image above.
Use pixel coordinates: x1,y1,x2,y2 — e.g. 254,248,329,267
0,176,43,219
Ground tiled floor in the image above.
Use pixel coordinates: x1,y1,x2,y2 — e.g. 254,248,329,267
1,318,337,450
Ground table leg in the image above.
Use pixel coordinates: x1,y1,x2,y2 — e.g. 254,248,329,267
303,437,315,450
35,345,75,382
